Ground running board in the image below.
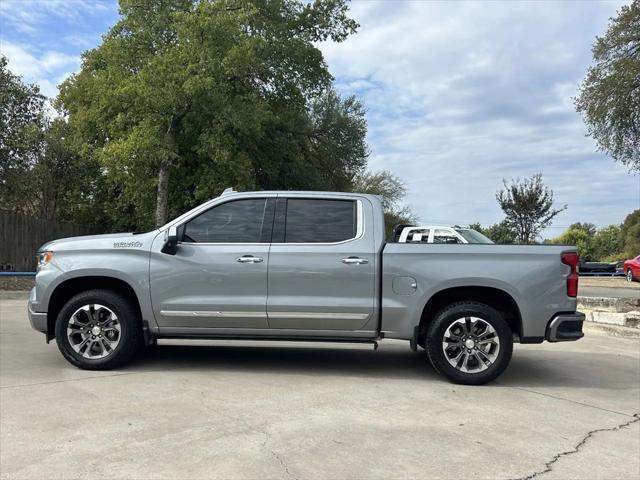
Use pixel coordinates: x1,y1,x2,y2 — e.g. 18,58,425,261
155,334,380,347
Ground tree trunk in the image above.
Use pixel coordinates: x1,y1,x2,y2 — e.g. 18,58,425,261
154,107,190,227
40,175,56,220
155,161,169,227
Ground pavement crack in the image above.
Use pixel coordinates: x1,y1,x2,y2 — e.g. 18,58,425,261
512,386,633,418
260,429,296,479
270,448,295,479
0,371,143,389
511,413,640,480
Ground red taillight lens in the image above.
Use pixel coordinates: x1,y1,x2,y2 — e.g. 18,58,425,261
561,251,579,297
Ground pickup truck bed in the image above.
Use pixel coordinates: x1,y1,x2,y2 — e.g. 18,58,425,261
28,190,584,384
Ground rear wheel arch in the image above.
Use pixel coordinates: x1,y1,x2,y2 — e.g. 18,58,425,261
47,276,143,340
417,286,522,345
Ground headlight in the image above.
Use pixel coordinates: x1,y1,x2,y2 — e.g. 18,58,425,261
37,251,54,269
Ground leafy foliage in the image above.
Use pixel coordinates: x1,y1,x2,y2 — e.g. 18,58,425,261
496,174,566,244
548,210,639,261
352,170,417,237
468,221,517,244
0,57,99,222
568,222,597,236
551,228,595,261
591,224,623,260
621,209,640,257
253,89,368,192
575,1,640,172
37,119,103,223
58,0,364,229
0,56,46,213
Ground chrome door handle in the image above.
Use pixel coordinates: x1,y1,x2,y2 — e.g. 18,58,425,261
236,255,263,263
342,257,369,265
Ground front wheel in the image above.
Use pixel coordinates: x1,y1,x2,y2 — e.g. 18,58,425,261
55,289,140,370
627,269,634,282
425,301,513,385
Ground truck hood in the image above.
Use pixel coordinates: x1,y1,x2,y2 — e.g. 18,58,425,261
38,231,160,252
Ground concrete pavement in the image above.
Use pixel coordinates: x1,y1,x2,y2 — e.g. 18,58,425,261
1,296,639,480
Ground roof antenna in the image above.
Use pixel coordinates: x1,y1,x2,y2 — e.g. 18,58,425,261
221,187,236,195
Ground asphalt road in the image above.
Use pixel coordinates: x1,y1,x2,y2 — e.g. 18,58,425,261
1,296,639,480
578,285,639,299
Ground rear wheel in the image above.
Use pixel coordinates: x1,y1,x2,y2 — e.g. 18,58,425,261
55,289,140,370
425,301,513,385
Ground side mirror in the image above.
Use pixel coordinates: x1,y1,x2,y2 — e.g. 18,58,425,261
161,226,179,255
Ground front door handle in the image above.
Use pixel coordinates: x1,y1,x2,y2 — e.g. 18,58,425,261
236,255,263,263
342,257,369,265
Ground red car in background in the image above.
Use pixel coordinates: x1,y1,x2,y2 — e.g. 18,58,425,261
624,255,640,282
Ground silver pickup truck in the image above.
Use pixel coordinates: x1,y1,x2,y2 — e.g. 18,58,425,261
28,189,584,384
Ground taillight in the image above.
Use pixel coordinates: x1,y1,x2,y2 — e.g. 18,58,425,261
561,251,579,297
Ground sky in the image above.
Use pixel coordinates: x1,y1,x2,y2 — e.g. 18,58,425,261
1,0,639,238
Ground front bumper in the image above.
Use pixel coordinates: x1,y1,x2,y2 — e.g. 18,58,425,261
546,312,585,342
27,288,47,334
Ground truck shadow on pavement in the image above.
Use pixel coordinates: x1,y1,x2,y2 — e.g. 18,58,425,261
129,343,634,389
136,344,437,382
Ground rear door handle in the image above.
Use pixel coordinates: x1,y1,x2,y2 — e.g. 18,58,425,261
236,255,263,263
342,257,369,265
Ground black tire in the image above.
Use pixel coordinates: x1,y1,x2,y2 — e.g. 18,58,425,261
55,289,140,370
425,301,513,385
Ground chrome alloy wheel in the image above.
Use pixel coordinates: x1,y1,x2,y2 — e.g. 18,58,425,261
442,316,500,373
627,270,634,282
67,304,121,359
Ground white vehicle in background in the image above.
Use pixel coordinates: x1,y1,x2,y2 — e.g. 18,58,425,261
397,225,494,244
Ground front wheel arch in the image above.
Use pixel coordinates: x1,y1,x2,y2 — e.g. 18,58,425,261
47,276,142,341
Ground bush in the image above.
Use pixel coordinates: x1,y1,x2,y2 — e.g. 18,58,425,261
600,253,625,263
549,210,639,261
592,225,623,260
551,228,594,260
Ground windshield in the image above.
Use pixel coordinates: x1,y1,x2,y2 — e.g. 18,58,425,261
455,229,494,244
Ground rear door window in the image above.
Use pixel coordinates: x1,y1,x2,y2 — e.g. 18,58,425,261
284,199,357,243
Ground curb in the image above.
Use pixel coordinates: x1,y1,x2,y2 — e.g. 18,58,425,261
583,322,640,339
0,290,30,300
578,296,640,329
577,296,639,313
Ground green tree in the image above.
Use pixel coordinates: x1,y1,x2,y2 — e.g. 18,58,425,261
568,222,597,236
469,221,517,244
621,209,640,257
252,88,368,192
592,224,623,260
0,58,97,222
58,0,361,230
36,119,103,223
352,170,416,237
575,1,640,172
550,228,595,260
0,56,46,214
496,174,567,244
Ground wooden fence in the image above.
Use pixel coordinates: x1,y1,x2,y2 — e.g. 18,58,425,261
0,211,96,272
